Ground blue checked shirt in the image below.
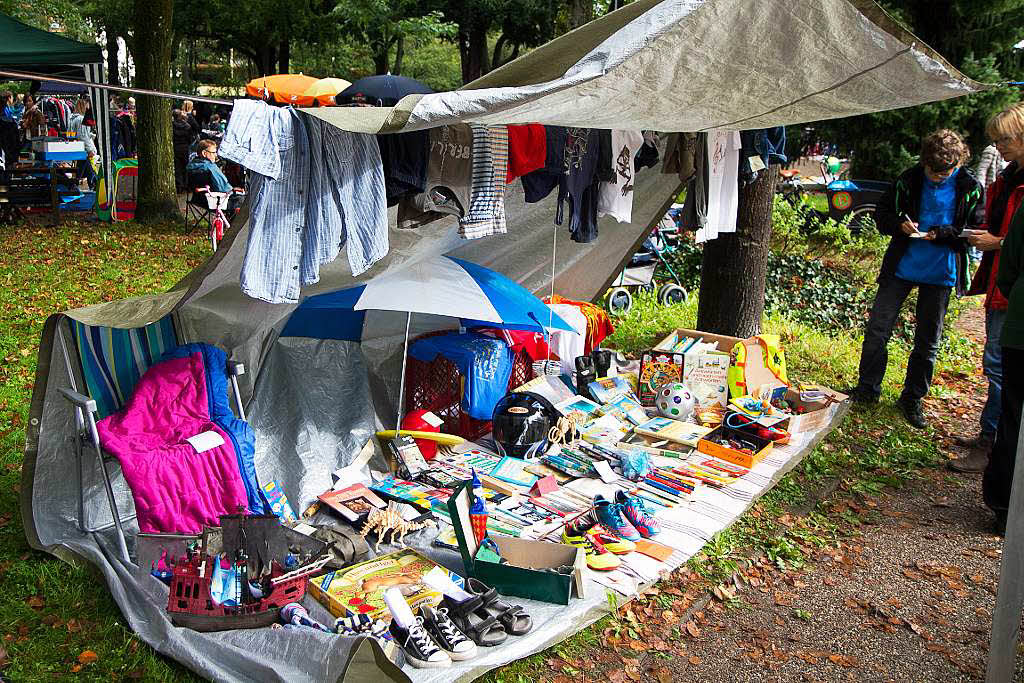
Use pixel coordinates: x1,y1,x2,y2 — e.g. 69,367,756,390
220,100,388,304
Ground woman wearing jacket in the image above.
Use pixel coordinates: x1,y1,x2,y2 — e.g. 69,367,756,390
172,108,194,192
983,173,1024,532
950,105,1024,472
845,130,983,429
68,98,97,189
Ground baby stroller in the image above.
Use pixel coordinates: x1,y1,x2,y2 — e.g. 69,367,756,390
606,214,686,314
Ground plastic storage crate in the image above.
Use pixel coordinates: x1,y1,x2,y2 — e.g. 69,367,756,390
404,332,536,441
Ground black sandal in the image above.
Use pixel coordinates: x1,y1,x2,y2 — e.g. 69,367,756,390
465,578,533,636
440,593,508,647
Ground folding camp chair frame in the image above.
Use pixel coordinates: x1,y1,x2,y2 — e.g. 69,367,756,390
56,323,247,564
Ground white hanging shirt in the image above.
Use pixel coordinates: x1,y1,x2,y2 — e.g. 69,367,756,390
598,129,645,223
546,304,588,376
706,129,741,235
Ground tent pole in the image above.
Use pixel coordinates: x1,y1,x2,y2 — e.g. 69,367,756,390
986,413,1024,682
396,311,412,432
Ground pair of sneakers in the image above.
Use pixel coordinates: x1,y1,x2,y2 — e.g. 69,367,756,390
387,606,477,669
591,491,660,540
561,525,634,570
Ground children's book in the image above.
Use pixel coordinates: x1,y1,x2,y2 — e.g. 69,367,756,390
318,483,387,523
639,351,684,406
633,416,714,447
683,350,730,408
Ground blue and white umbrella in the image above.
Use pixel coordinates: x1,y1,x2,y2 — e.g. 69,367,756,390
283,255,574,340
282,255,574,430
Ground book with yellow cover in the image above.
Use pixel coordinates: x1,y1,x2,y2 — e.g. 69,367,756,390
633,416,714,447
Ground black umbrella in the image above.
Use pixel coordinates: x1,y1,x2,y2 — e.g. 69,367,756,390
334,74,434,107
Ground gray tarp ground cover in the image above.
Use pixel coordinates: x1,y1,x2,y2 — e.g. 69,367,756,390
21,0,980,680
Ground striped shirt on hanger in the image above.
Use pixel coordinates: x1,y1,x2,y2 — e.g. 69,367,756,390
460,125,508,239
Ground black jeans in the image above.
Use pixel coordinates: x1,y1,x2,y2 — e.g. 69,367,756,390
855,276,951,403
983,346,1024,514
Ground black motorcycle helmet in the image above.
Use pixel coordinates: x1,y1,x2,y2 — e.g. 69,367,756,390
491,391,559,459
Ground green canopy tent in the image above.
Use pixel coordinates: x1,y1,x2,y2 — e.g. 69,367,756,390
0,14,112,198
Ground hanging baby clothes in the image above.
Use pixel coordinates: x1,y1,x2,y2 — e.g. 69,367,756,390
661,132,698,182
459,125,508,239
398,124,474,229
377,130,429,206
680,131,709,235
505,124,546,183
705,129,742,237
219,100,388,303
558,127,601,243
521,125,566,203
546,303,588,376
598,129,644,223
545,295,615,354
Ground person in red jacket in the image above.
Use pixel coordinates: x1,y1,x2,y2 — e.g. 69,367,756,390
949,104,1024,472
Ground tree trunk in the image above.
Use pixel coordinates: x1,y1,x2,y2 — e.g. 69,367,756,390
569,0,593,29
104,27,120,86
132,0,178,221
392,36,404,75
459,22,490,84
696,165,780,337
255,44,277,76
278,39,290,74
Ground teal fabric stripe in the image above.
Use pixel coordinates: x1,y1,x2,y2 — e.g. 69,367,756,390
70,317,178,419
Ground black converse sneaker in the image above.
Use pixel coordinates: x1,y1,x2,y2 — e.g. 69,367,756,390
420,605,478,661
389,617,451,669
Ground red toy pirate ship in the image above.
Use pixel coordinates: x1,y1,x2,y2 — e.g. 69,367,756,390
164,513,330,632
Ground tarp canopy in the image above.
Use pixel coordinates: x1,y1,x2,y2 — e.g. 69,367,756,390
19,1,989,681
0,13,102,76
303,0,985,135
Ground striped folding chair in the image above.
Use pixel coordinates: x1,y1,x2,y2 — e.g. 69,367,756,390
57,317,246,562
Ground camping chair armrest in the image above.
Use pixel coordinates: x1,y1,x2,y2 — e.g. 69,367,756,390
60,388,96,415
225,360,247,421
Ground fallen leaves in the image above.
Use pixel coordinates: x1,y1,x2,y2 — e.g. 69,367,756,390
828,653,859,668
685,621,701,638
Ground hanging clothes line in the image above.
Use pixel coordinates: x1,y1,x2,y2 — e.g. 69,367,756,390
0,69,234,106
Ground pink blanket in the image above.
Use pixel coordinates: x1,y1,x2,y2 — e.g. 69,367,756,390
97,351,249,534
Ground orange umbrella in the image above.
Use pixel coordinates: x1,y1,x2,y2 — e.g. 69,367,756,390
244,74,318,105
301,77,352,107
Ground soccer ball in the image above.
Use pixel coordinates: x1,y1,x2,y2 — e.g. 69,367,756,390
655,382,696,420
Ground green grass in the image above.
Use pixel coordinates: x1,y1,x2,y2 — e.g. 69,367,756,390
0,216,982,681
0,219,207,680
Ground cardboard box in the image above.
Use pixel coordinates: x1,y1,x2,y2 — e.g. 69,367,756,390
309,548,462,619
448,481,585,605
656,328,743,354
783,386,848,434
697,425,773,468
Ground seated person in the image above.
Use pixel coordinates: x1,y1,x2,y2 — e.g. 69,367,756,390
186,140,244,212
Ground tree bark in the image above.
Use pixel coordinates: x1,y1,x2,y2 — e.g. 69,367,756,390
569,0,593,29
459,22,490,84
393,36,404,75
278,39,290,74
255,44,277,76
696,165,780,337
132,0,178,221
104,27,120,86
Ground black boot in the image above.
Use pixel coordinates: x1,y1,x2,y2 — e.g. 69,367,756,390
897,398,927,429
839,386,879,405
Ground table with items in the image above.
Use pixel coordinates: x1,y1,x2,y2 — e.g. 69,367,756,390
136,325,848,679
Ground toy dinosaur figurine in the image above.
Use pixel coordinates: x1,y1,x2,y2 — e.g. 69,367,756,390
359,502,436,551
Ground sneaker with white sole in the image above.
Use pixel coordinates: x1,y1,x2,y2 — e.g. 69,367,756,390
420,605,478,661
389,617,452,669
